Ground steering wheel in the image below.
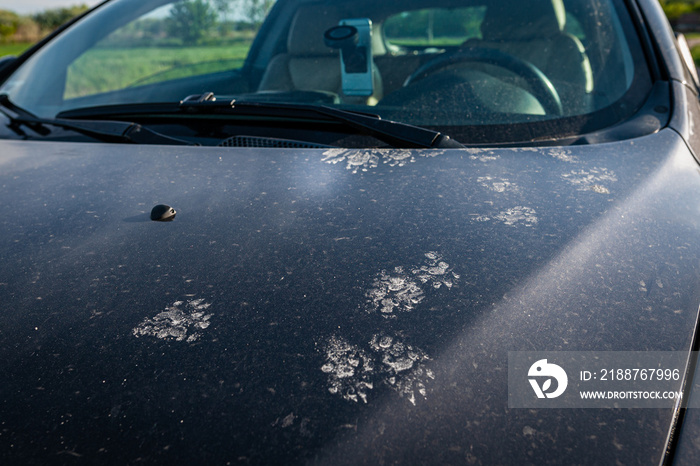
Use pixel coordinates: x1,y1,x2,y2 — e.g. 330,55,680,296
403,47,562,115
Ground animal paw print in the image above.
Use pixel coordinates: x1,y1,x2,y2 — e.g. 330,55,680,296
133,298,212,342
320,336,375,403
366,252,459,318
321,333,435,405
370,334,435,405
321,252,458,404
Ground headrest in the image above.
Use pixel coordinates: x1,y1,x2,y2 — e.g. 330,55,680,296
480,0,566,41
287,5,385,57
288,5,344,56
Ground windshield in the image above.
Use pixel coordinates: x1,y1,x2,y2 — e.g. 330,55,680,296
0,0,652,144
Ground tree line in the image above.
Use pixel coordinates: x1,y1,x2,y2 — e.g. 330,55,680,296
0,5,90,43
0,0,274,45
3,0,699,46
661,0,700,20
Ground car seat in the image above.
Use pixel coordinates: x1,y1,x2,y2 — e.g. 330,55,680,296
474,0,593,113
257,5,384,105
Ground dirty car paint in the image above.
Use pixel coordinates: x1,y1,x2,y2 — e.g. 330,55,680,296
1,129,700,463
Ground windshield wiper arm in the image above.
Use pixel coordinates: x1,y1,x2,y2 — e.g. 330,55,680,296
245,101,463,148
0,94,194,145
178,92,463,148
54,93,463,148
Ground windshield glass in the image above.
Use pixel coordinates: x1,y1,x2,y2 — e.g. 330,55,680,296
0,0,652,144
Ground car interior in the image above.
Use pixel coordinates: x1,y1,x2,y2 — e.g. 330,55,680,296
256,0,595,118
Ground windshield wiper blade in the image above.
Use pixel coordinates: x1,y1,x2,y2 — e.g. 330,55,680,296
246,101,463,148
178,93,463,148
0,94,194,145
57,94,463,148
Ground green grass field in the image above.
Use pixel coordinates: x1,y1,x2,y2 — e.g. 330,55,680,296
686,33,700,67
0,42,33,57
2,41,252,98
65,42,251,98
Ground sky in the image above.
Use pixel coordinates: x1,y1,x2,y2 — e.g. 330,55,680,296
0,0,103,15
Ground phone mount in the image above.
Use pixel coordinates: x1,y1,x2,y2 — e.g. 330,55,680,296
324,19,374,96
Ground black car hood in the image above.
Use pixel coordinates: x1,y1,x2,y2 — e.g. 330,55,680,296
2,130,700,464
